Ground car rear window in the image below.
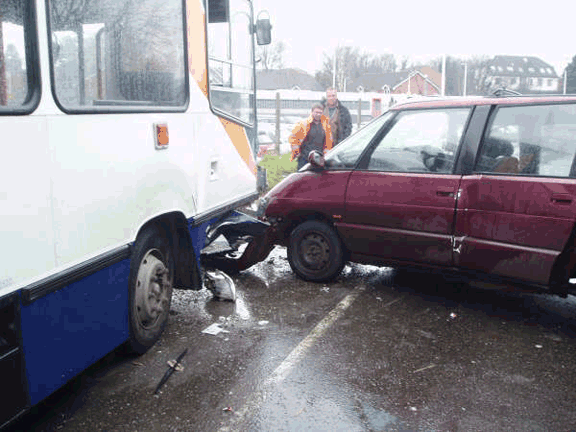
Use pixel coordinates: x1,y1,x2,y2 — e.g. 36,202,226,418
475,103,576,177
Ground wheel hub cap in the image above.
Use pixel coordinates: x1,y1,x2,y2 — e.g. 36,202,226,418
135,250,171,327
301,233,329,269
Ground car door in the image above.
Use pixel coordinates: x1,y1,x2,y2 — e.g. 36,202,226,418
454,102,576,286
339,107,472,266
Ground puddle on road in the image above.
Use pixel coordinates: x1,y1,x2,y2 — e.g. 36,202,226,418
204,294,251,320
170,252,289,331
172,247,396,332
172,288,252,324
359,401,400,431
239,362,406,432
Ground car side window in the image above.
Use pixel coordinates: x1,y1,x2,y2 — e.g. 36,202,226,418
475,103,576,177
366,108,470,173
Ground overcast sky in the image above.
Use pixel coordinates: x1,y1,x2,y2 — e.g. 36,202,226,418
252,0,575,77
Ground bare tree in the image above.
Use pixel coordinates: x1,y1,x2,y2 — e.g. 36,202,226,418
335,46,360,91
399,56,410,71
256,41,286,70
50,0,97,26
426,55,496,96
315,46,398,91
565,54,576,94
374,53,397,73
466,56,493,95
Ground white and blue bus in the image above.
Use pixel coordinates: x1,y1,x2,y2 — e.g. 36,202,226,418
0,0,270,427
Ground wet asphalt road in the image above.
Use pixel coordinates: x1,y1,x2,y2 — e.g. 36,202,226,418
7,247,576,431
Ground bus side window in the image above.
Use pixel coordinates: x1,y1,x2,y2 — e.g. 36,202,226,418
0,1,37,112
48,0,187,110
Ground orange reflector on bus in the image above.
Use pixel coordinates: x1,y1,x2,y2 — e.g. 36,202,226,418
155,123,169,149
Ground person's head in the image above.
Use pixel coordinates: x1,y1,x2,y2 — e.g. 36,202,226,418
326,87,337,107
311,103,324,122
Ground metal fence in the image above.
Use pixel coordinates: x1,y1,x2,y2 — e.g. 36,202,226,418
256,90,385,131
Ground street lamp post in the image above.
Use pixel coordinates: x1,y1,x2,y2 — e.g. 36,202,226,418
462,62,468,96
332,50,337,88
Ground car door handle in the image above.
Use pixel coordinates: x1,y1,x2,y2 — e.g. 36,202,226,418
551,194,572,205
436,188,455,197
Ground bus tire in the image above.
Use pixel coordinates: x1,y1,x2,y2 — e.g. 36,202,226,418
127,225,174,354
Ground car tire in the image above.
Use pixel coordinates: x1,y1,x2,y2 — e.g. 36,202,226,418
288,220,345,282
126,225,174,354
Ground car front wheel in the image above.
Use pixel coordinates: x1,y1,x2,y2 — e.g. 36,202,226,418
287,220,345,282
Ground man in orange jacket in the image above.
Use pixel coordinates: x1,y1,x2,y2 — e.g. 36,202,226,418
289,103,333,169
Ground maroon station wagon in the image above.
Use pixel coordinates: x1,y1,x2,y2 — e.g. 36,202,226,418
251,94,576,295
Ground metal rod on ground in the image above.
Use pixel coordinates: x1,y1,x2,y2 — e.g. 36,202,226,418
153,348,188,395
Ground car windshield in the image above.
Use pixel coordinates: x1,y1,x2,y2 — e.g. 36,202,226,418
325,112,393,169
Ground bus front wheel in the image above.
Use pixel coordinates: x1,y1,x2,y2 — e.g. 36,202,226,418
127,225,174,354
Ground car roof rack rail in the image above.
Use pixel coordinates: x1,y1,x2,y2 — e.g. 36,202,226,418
492,87,522,97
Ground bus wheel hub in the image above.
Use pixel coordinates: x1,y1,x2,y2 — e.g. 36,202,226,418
135,250,171,327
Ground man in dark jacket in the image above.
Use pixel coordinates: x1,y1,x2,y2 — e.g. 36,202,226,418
321,87,352,146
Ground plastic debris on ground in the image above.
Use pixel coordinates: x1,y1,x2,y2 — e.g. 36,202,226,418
202,323,230,335
204,269,237,302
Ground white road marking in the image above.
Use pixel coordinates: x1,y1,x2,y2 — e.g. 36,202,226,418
218,285,364,431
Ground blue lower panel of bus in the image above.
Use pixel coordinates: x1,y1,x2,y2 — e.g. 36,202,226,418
189,218,214,269
20,258,131,406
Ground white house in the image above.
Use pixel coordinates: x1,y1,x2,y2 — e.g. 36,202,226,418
485,56,560,94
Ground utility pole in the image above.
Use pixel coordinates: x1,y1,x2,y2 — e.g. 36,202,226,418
564,69,567,95
275,92,281,154
441,54,446,96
